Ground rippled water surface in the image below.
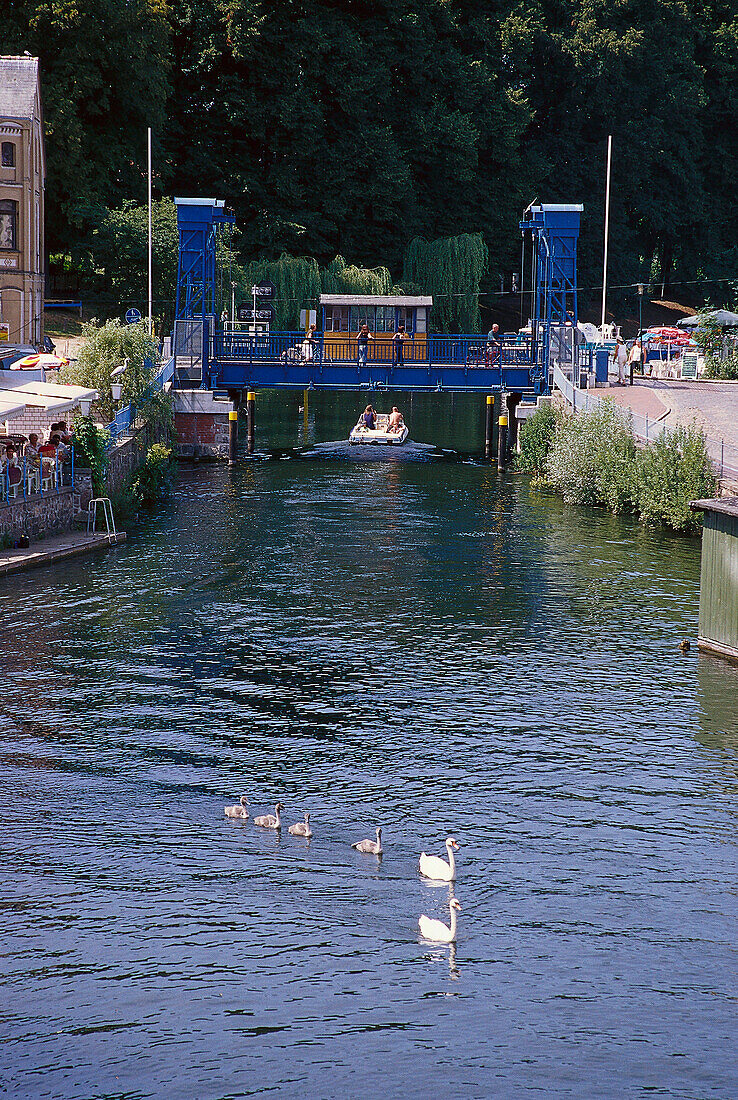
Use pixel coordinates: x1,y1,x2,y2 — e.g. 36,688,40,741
1,394,737,1099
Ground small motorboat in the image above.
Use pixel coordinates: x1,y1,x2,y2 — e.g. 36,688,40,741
349,412,408,445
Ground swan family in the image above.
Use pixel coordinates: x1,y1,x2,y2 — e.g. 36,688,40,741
224,795,463,942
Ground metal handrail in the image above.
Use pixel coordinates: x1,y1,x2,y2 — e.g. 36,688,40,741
213,331,535,368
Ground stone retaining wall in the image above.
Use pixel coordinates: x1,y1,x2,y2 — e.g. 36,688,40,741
0,486,75,542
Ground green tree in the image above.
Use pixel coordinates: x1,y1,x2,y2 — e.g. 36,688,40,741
403,233,488,331
5,0,171,254
75,198,179,326
61,319,159,422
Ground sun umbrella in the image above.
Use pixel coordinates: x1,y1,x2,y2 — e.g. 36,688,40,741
644,327,691,344
675,310,738,329
11,352,70,370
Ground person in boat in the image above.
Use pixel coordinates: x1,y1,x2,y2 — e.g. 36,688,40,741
357,323,373,367
362,405,377,430
387,407,404,433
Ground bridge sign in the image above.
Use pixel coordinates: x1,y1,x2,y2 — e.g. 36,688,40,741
125,307,142,325
251,282,275,299
238,304,275,323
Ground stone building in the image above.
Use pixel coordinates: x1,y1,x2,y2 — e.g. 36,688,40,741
0,56,45,347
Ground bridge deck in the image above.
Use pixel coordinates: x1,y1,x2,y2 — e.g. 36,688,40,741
195,332,553,394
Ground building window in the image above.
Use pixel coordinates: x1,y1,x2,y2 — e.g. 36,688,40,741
1,142,15,167
0,200,17,250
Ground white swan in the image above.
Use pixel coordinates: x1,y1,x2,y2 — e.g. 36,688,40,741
351,827,382,854
419,898,461,943
224,794,249,819
289,812,313,837
419,836,459,881
253,802,284,829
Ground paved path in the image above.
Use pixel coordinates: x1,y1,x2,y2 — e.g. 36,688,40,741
0,530,126,576
600,381,670,422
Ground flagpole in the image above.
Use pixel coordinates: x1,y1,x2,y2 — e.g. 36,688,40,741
600,134,613,337
147,126,153,337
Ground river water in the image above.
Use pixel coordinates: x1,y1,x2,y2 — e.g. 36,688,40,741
2,394,736,1099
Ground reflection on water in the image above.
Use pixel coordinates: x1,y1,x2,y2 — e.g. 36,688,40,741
1,391,737,1099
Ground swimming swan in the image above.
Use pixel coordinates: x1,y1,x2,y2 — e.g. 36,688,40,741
351,827,382,855
224,794,249,819
419,898,461,943
419,836,459,881
289,813,313,837
254,802,284,829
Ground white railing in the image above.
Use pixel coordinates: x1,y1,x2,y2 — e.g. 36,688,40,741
553,365,738,481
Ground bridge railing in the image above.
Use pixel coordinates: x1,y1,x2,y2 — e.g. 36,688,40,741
214,331,534,368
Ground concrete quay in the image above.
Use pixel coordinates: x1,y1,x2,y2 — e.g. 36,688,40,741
0,530,126,577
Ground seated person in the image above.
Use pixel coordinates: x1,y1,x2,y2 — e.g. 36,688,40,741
362,405,376,430
56,420,72,445
23,433,41,464
49,432,70,460
387,406,404,432
2,444,18,472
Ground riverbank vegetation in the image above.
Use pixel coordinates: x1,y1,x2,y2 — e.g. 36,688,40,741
518,405,717,534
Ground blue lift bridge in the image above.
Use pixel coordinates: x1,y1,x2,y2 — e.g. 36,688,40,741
172,198,586,398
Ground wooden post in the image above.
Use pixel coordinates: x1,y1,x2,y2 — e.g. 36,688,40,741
498,408,508,469
303,388,308,435
247,390,256,454
228,409,238,467
485,395,494,460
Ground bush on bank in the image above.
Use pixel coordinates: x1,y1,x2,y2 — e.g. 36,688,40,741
518,404,717,534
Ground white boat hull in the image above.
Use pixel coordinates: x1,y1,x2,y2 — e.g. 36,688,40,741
349,413,408,445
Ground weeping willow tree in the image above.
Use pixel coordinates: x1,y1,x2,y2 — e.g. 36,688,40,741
240,253,321,330
402,234,488,332
320,255,404,297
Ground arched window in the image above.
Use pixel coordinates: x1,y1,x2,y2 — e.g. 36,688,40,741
0,200,17,250
1,142,15,168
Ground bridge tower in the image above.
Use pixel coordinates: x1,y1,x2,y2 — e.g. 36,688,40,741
520,203,583,393
173,197,235,387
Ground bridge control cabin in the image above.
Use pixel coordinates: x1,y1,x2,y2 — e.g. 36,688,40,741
320,294,432,362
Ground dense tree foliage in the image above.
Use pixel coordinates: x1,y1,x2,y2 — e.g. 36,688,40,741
6,0,737,314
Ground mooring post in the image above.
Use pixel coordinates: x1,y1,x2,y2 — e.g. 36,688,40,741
303,388,309,435
485,395,495,459
498,407,509,469
247,390,256,454
228,409,238,467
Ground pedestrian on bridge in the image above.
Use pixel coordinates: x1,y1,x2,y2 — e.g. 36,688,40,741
357,323,373,367
393,324,409,367
486,323,501,366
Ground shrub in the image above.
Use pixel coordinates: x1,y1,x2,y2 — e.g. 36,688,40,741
129,443,175,506
636,424,717,533
71,415,110,496
545,403,638,513
517,404,558,480
60,318,159,423
704,354,738,381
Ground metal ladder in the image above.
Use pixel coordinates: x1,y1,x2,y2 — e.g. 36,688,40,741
87,498,117,544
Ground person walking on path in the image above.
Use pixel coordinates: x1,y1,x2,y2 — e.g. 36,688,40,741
613,336,628,384
628,338,643,385
357,323,373,367
393,324,409,367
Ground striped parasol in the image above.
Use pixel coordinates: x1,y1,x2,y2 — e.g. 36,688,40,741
11,352,70,370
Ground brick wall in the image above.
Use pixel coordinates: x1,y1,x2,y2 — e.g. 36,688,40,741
5,402,86,440
173,391,234,460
